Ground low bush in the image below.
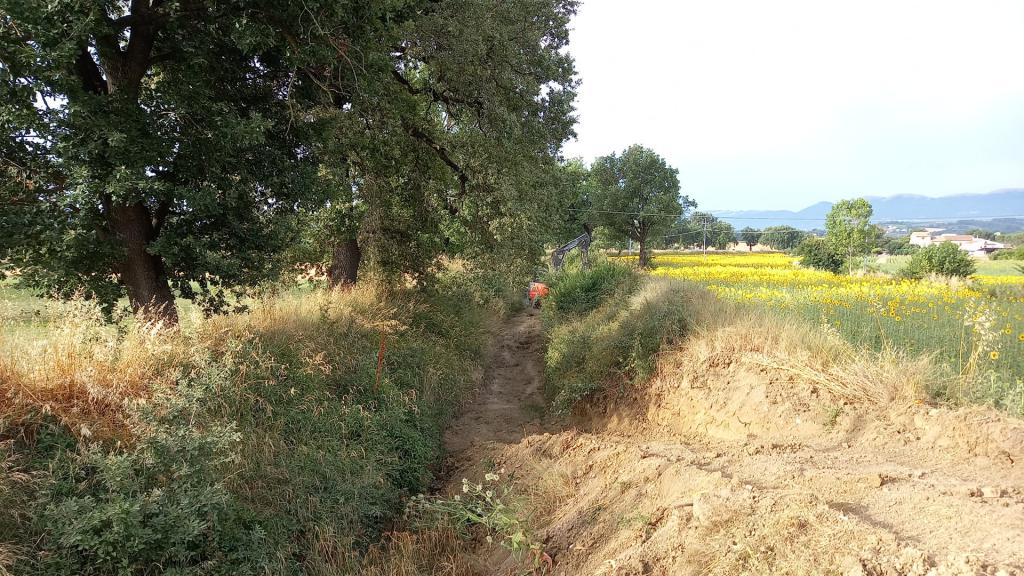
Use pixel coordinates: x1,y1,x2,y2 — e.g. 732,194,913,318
31,374,242,575
991,245,1024,260
795,238,844,274
900,243,976,279
544,278,697,413
542,260,639,320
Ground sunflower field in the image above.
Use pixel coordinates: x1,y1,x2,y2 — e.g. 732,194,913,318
645,252,1024,414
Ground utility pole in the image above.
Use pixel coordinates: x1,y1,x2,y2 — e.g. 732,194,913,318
701,216,709,255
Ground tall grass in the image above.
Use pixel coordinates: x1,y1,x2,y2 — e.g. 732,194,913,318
542,262,699,412
649,253,1024,416
0,275,509,575
541,262,947,416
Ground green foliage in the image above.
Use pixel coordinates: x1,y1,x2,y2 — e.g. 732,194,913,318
739,227,759,249
825,198,877,273
30,372,242,575
901,243,977,279
875,235,918,256
760,225,806,251
1,0,327,317
543,261,639,320
3,276,510,574
796,237,844,274
689,212,736,250
1,0,579,318
547,159,594,245
543,278,694,413
589,145,690,264
966,228,997,240
992,246,1024,260
657,215,699,249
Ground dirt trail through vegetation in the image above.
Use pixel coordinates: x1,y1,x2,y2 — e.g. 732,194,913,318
443,307,547,458
442,309,1024,575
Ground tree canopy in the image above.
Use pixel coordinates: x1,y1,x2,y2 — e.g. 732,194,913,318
1,0,579,322
588,145,684,266
740,227,759,250
689,212,735,250
760,225,805,251
825,198,876,274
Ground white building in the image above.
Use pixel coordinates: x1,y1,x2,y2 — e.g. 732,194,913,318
907,231,1005,256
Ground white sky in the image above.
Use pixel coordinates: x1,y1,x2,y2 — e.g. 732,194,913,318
563,0,1024,211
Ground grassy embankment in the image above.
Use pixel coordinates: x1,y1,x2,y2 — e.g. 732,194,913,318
645,253,1024,416
0,273,514,575
541,257,1017,417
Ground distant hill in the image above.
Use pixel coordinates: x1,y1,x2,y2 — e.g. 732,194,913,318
713,188,1024,230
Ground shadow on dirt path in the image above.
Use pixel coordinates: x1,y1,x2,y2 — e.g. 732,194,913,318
444,307,547,457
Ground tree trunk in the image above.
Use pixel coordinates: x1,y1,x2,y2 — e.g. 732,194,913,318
111,202,179,325
328,237,361,286
638,236,648,268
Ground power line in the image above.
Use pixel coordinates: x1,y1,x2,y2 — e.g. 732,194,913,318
568,207,1024,223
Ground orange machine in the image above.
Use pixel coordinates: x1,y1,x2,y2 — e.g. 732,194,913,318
527,281,549,308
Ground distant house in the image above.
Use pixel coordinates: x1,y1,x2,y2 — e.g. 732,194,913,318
908,231,932,247
907,231,1005,256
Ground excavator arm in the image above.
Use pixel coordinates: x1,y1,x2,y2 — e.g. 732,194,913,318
551,224,593,270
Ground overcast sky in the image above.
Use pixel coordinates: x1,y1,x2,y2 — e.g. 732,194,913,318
562,0,1024,211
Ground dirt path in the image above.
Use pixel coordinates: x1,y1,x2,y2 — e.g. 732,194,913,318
438,310,1024,575
443,307,546,457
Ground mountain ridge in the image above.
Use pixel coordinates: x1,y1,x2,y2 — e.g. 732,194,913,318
712,188,1024,230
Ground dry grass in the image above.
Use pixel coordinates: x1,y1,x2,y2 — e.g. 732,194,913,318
357,527,477,576
0,284,400,439
516,455,575,523
751,348,932,407
0,299,189,437
657,284,934,409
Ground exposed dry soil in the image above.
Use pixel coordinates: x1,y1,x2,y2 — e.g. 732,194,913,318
442,310,1024,576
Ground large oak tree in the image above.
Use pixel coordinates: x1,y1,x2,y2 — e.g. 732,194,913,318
0,1,350,323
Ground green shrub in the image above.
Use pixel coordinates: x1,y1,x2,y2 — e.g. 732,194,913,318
30,366,245,575
543,260,638,320
796,238,844,274
900,243,976,279
992,245,1024,260
875,236,918,256
544,279,694,413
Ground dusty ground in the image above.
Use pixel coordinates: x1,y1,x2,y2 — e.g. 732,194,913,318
443,307,548,457
441,309,1024,576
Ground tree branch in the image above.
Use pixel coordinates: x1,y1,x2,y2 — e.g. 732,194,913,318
74,47,108,95
406,124,467,215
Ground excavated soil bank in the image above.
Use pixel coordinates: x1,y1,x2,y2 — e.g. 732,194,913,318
440,309,1024,575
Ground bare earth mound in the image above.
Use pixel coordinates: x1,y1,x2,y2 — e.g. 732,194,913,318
444,310,1024,575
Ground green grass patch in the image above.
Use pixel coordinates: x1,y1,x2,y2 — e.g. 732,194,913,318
871,255,1024,277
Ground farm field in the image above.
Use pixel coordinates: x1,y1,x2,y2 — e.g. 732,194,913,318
871,254,1024,277
647,252,1024,415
